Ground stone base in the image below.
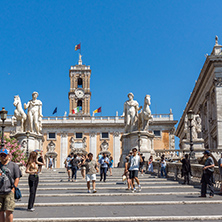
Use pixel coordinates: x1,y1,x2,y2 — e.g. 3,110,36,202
11,132,44,154
180,139,205,158
119,131,155,166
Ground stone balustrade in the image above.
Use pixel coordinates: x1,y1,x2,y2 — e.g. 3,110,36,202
152,161,221,189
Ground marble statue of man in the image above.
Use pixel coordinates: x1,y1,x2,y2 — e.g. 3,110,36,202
24,92,43,135
122,92,141,133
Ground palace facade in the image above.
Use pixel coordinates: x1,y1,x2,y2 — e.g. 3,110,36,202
176,36,222,154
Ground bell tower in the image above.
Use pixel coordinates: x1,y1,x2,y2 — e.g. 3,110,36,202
68,54,91,116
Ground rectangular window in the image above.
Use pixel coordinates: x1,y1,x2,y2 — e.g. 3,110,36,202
76,133,83,139
154,130,161,137
48,132,56,139
101,132,109,139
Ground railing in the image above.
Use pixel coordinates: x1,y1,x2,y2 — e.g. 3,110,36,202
6,114,173,122
152,161,221,189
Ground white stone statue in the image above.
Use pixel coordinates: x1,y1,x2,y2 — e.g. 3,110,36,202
100,140,109,151
184,114,202,140
12,95,27,132
70,137,75,150
138,95,152,131
122,93,141,133
47,141,56,152
24,92,43,135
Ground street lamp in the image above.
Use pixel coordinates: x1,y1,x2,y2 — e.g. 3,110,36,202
138,131,141,152
0,107,8,150
26,131,30,158
187,110,194,159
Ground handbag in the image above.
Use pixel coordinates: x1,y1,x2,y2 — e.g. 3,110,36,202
5,170,22,200
122,175,127,182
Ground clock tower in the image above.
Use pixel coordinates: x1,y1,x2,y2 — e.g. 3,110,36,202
68,54,91,116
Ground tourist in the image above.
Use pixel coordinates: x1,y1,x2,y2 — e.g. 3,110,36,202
160,155,167,178
109,156,113,176
80,155,87,179
64,154,72,181
200,150,215,198
218,153,222,194
123,156,133,190
148,156,153,173
37,151,43,174
48,155,53,169
180,154,191,185
99,153,109,182
26,151,45,212
128,148,142,192
84,153,99,193
0,148,21,222
138,152,145,176
129,151,133,157
70,154,80,182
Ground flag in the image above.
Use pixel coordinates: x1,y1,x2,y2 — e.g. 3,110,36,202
93,107,102,115
52,107,57,115
75,43,81,51
72,107,80,114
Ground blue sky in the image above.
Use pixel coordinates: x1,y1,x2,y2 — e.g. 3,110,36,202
0,1,221,148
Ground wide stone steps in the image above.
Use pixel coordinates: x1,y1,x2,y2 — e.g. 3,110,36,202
13,168,222,222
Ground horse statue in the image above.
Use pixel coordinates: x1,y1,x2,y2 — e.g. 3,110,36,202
12,95,27,132
138,95,152,131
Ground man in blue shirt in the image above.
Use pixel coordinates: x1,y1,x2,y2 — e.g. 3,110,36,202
99,153,109,182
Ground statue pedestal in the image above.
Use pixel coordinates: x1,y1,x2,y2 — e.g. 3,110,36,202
120,131,155,166
11,132,44,154
180,138,205,158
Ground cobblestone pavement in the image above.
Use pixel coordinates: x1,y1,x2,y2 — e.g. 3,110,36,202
13,168,222,221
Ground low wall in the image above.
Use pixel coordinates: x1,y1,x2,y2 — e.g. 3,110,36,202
152,161,221,188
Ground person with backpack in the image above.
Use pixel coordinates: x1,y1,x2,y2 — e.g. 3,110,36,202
70,154,80,182
180,154,191,185
26,151,45,212
0,148,21,222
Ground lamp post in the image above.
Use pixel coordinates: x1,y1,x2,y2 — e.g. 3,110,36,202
187,110,195,159
138,131,141,152
0,107,8,150
26,131,30,158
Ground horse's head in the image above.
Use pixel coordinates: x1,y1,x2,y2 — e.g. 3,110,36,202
144,95,151,105
13,95,21,106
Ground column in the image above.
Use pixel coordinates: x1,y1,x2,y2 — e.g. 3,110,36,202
214,76,222,149
60,132,68,168
113,132,121,167
90,133,97,157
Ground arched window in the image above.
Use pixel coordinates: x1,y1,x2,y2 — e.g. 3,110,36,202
77,100,82,110
78,78,83,88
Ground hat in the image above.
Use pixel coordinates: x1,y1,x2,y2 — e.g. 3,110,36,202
203,150,210,155
0,149,9,155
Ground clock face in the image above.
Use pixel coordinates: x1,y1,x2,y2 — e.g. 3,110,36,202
75,89,84,98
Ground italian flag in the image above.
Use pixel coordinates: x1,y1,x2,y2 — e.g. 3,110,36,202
72,107,80,114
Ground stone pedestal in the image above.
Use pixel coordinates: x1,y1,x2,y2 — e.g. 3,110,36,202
120,131,155,166
11,132,44,153
180,138,205,158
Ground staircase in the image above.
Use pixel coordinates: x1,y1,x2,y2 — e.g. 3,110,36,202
13,168,222,221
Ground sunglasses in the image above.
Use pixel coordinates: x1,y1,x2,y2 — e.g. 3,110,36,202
0,154,7,157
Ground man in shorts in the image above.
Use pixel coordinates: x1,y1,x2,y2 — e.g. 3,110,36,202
128,148,142,192
84,153,99,193
0,148,21,222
